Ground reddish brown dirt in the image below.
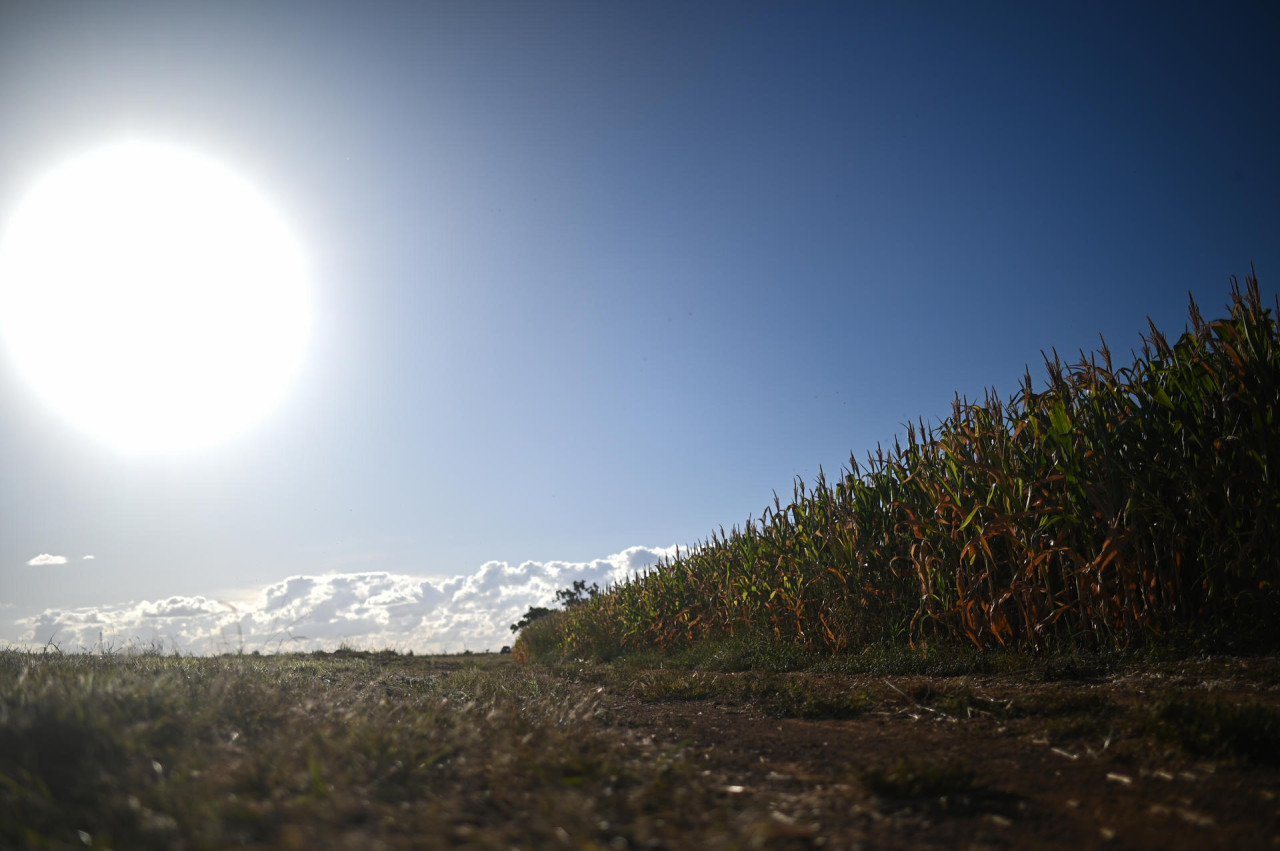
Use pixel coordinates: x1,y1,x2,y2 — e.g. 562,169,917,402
601,665,1280,849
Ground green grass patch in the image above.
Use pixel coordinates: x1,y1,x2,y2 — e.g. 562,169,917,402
626,668,874,719
859,758,977,799
1148,696,1280,764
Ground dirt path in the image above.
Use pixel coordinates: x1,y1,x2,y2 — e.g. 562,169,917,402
598,664,1280,849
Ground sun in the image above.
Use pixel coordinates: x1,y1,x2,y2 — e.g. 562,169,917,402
0,141,311,453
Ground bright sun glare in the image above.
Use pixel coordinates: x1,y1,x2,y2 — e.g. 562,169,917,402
0,141,311,452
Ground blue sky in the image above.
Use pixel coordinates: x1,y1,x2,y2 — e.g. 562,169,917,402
1,1,1277,653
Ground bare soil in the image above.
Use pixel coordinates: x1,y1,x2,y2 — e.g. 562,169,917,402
597,658,1280,849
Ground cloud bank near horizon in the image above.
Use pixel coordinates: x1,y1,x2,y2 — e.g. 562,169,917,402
9,545,677,655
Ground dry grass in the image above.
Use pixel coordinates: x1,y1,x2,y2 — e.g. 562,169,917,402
0,648,800,850
5,648,1280,848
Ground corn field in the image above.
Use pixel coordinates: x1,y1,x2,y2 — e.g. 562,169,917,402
517,274,1279,661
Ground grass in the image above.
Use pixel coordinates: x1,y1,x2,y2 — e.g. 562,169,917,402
1147,696,1280,764
858,758,977,800
0,648,793,850
626,668,874,719
6,646,1280,847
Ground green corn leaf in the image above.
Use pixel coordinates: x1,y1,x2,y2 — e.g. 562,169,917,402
1151,384,1175,409
1049,402,1071,437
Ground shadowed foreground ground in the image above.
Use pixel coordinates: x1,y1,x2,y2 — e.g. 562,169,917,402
597,658,1280,849
2,649,1278,849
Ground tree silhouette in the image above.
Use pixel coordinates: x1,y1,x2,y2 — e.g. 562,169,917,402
554,580,600,609
509,580,601,633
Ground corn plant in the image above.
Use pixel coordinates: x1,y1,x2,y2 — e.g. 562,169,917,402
516,273,1279,662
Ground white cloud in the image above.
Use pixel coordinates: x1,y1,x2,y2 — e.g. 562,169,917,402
82,555,95,560
26,554,68,566
11,545,677,655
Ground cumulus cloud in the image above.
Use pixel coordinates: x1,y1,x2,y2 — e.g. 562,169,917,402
26,554,68,566
12,545,677,655
82,555,95,560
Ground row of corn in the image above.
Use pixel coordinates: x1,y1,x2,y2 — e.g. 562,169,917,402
516,274,1278,662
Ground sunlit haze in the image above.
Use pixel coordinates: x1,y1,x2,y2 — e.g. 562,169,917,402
1,1,1276,653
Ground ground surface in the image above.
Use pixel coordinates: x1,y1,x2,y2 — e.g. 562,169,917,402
3,650,1279,849
592,657,1280,849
